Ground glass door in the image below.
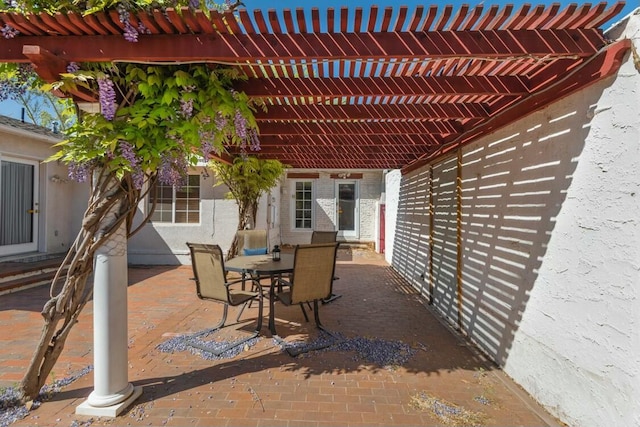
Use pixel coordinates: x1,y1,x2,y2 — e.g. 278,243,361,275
0,157,39,256
336,181,358,239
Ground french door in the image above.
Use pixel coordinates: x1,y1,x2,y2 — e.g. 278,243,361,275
0,157,39,256
336,180,359,239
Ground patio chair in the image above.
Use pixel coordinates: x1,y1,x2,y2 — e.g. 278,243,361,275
233,229,269,290
310,231,342,304
310,230,338,244
185,242,264,356
269,242,340,356
236,229,269,256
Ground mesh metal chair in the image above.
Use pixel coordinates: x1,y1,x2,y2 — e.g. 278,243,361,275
270,242,340,356
233,229,269,291
236,229,268,255
185,242,264,356
310,230,338,244
311,230,342,304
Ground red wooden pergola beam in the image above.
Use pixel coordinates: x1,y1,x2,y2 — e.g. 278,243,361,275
0,3,628,170
254,133,442,148
0,28,607,63
255,102,489,121
256,119,461,136
402,38,631,174
239,75,529,98
22,45,97,102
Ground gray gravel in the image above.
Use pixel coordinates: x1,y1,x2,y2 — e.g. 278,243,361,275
0,365,93,427
158,328,416,367
156,333,260,360
278,331,417,366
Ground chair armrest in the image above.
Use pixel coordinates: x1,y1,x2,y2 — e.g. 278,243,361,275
226,277,246,287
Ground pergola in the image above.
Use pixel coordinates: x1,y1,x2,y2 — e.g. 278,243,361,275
0,2,630,172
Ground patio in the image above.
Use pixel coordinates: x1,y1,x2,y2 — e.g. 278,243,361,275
0,248,560,427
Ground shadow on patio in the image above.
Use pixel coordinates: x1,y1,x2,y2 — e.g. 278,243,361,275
0,250,561,427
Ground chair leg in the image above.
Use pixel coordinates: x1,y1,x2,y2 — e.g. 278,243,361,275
299,303,309,322
247,276,264,308
235,301,247,323
322,293,342,304
269,284,278,336
189,303,228,337
217,304,229,329
185,298,263,357
313,300,322,327
282,300,341,357
255,293,264,333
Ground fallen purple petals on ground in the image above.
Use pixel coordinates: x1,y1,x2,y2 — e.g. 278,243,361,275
0,365,93,427
156,334,260,360
278,332,417,366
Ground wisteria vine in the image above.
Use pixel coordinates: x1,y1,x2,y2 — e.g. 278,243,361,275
48,61,260,190
1,0,243,42
1,1,262,404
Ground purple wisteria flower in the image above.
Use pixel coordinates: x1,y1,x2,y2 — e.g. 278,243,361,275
180,99,194,118
159,153,188,188
137,22,151,35
1,24,19,39
249,129,261,152
215,112,228,131
201,141,214,160
132,170,145,190
67,161,90,183
97,77,116,121
119,141,145,190
189,0,200,9
119,141,138,166
234,109,247,139
123,21,139,42
66,62,80,73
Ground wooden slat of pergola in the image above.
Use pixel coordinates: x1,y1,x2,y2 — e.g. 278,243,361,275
0,2,629,170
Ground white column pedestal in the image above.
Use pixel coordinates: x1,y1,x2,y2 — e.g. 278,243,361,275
76,220,141,417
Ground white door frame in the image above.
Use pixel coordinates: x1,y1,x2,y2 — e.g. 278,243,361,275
0,156,40,256
335,180,359,239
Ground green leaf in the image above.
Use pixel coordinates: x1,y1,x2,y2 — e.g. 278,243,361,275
161,88,179,105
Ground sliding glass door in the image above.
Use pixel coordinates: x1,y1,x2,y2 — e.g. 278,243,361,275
0,157,39,256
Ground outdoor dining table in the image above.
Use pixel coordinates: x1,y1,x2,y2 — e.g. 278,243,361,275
224,253,294,335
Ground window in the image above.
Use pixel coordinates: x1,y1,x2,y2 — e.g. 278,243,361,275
293,181,313,229
149,175,200,223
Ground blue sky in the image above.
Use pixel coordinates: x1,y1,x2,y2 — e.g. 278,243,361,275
1,0,636,122
248,0,635,20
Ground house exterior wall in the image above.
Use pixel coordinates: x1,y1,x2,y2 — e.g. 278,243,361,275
0,122,83,257
385,12,640,427
279,170,383,246
127,167,273,265
359,172,383,243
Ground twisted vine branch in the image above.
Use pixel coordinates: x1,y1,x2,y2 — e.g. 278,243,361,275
19,168,157,402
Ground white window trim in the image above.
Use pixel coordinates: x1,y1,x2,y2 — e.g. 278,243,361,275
149,174,201,225
289,179,314,231
335,179,360,239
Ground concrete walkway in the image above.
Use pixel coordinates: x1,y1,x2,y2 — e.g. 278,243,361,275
0,249,561,427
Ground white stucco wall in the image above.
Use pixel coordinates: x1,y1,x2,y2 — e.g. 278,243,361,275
280,170,382,246
127,168,272,264
387,11,640,426
0,123,82,256
502,13,640,427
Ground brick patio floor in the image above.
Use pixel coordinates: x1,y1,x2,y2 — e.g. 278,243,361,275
0,249,562,427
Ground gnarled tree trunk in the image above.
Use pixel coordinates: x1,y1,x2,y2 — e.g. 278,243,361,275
225,198,258,261
19,169,154,402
